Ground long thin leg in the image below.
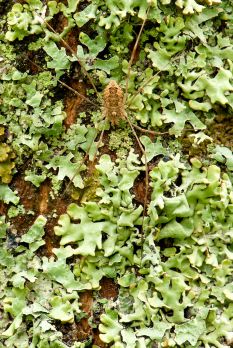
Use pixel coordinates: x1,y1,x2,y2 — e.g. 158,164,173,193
124,113,148,237
26,57,97,107
128,57,180,108
120,4,152,243
128,69,167,107
35,13,100,98
26,56,105,195
123,4,151,104
62,125,106,197
132,123,169,136
58,80,97,107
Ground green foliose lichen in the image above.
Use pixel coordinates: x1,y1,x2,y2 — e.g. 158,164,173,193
1,0,233,347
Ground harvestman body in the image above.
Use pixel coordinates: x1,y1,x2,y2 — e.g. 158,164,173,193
103,80,126,126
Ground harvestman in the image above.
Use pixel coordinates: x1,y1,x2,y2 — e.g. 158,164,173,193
33,3,171,232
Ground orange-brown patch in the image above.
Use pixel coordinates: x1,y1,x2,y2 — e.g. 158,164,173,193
99,277,118,299
64,80,87,128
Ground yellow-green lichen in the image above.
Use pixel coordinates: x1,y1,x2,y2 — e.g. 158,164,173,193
0,141,15,184
108,127,133,159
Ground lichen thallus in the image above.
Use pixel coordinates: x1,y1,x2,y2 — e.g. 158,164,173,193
34,4,170,234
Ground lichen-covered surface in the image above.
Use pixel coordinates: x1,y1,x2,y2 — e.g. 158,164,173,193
0,0,233,347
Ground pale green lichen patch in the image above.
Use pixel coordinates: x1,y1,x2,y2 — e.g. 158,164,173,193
0,0,233,347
